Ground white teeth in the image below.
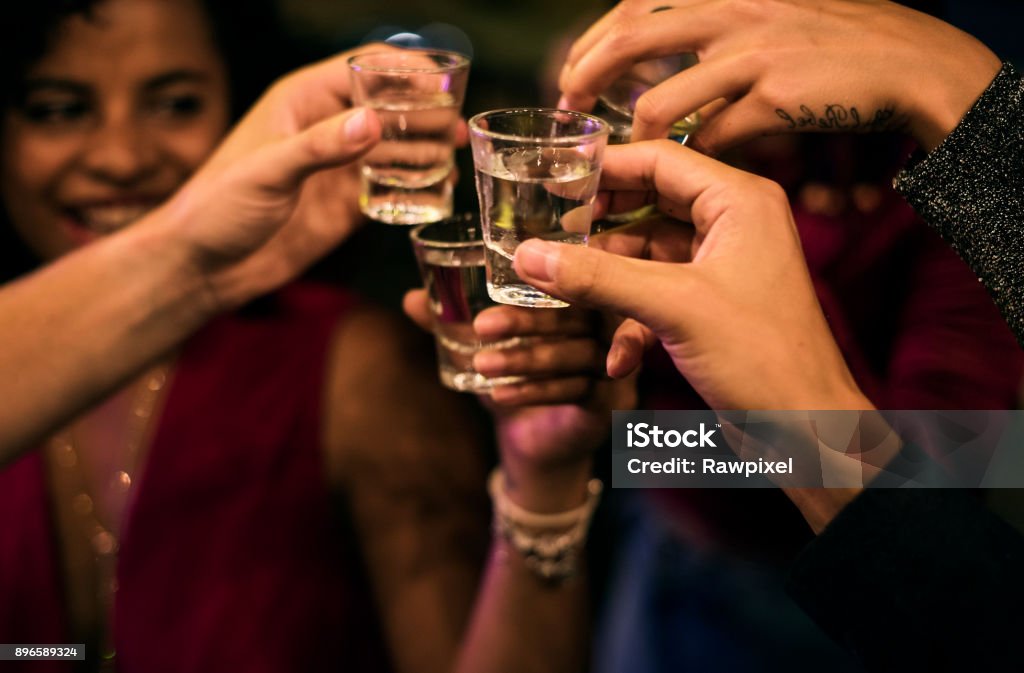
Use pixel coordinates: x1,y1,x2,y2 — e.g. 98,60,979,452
79,205,153,233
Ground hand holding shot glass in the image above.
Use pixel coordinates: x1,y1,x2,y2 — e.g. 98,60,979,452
348,48,470,224
411,214,529,392
409,214,606,396
591,53,700,229
469,109,610,308
595,52,700,145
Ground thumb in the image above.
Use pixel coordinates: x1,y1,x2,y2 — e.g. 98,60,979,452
513,239,689,336
260,107,381,189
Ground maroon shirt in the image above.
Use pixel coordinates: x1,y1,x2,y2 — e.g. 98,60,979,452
0,284,390,672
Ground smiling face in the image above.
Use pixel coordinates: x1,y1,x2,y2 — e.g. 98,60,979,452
0,0,230,260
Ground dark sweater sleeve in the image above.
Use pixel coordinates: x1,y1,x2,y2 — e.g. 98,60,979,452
894,63,1024,346
786,489,1024,672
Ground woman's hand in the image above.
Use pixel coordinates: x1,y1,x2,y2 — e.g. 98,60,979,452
558,0,1000,153
160,47,399,314
404,291,634,512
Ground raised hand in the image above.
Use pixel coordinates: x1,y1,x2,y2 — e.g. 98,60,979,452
558,0,1000,153
512,140,872,412
164,47,400,312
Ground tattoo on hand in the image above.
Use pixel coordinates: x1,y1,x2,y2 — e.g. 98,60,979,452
775,104,896,132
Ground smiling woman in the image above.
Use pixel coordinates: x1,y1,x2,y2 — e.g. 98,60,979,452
3,2,229,259
0,3,616,672
0,3,297,665
0,0,287,264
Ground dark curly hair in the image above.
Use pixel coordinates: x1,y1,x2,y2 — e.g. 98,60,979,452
0,0,290,116
0,0,293,279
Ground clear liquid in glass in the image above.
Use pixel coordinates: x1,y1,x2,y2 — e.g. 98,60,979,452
475,147,599,308
361,92,459,225
422,245,524,391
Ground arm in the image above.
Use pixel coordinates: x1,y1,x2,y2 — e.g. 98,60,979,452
0,51,383,461
0,221,211,463
325,304,622,673
513,126,1024,671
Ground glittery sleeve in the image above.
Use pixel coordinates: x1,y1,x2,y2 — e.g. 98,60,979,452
894,63,1024,346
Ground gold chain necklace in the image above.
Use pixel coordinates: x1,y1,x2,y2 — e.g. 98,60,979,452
49,364,170,668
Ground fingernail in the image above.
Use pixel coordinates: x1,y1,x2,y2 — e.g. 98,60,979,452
557,95,571,111
473,350,505,374
473,311,512,336
344,108,371,142
607,343,622,372
515,240,559,283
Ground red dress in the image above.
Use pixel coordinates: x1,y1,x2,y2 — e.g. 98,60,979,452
0,284,390,672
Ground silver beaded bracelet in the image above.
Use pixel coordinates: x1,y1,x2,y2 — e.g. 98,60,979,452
488,468,603,582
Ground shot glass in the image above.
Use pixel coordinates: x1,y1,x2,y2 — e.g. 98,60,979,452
349,49,470,225
468,108,610,308
596,52,700,145
592,53,699,230
411,214,528,392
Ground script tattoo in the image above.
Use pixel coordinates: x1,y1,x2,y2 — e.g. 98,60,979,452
775,104,896,132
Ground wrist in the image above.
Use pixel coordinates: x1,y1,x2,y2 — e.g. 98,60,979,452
151,188,238,319
501,457,595,514
910,47,1001,152
779,377,874,412
489,468,602,582
784,487,862,535
123,203,222,328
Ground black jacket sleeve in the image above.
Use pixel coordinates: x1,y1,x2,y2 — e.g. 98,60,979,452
786,488,1024,672
894,63,1024,346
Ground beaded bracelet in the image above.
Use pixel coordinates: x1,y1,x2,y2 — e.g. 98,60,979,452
488,468,603,582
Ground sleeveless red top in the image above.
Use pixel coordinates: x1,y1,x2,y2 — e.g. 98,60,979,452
0,284,390,672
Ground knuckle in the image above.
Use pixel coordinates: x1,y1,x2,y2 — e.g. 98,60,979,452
511,309,538,334
687,133,716,156
503,348,530,372
303,128,336,165
752,175,788,204
605,21,639,55
727,0,765,19
566,37,586,65
265,75,293,103
633,90,672,130
565,377,592,401
556,249,603,303
535,344,561,372
735,49,771,78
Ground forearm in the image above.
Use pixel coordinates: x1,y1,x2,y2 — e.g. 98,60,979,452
0,208,213,461
456,538,589,673
775,391,881,534
456,462,592,673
